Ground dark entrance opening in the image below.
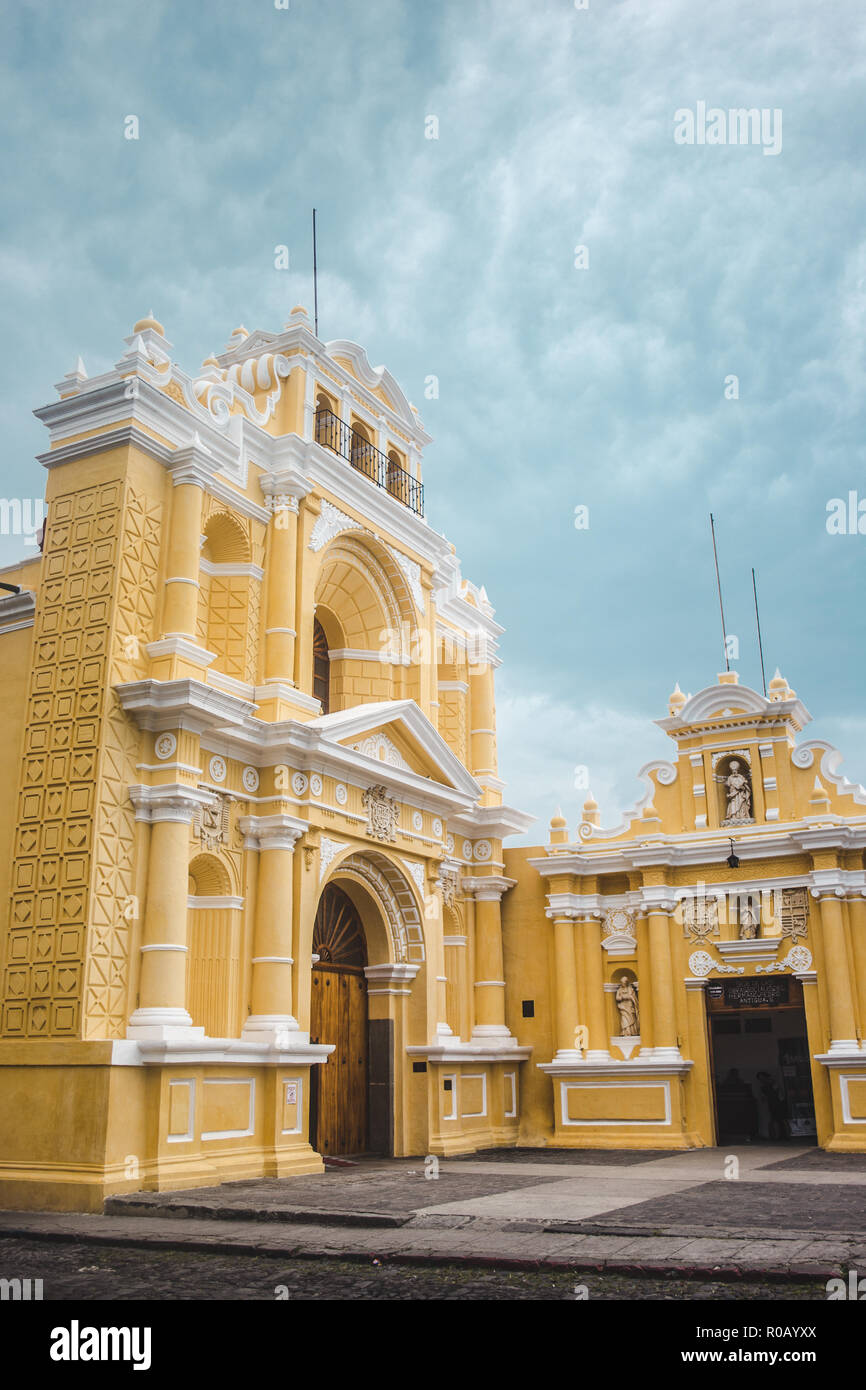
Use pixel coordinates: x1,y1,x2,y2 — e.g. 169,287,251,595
707,975,817,1144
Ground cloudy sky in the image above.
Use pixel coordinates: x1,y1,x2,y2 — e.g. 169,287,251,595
1,0,864,840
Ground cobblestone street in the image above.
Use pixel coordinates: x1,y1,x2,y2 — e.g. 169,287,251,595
0,1236,827,1301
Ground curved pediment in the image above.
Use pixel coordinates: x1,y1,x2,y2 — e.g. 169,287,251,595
327,340,417,428
679,683,770,722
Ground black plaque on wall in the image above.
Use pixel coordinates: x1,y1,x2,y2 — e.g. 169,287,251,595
723,978,789,1008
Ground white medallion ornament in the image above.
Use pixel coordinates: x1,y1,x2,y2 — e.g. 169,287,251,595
412,810,423,833
208,755,227,784
292,772,308,796
335,783,348,806
310,773,323,797
462,838,473,860
154,732,176,761
688,951,715,978
242,766,259,793
432,818,443,838
474,839,492,861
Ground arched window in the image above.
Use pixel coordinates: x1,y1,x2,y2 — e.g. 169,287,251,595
350,422,374,478
313,616,330,714
387,450,403,502
315,393,334,448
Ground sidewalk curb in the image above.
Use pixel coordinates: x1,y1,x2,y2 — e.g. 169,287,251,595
104,1199,409,1229
0,1225,842,1284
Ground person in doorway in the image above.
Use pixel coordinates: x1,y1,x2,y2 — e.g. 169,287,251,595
757,1070,788,1140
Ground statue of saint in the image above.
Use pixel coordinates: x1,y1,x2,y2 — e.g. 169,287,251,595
615,976,640,1036
739,900,759,939
722,760,752,823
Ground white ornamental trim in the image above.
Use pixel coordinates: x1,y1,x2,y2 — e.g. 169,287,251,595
242,766,259,793
292,772,308,796
474,839,492,862
335,783,348,805
462,838,474,860
309,498,362,552
352,732,409,769
689,950,739,978
412,811,423,832
756,946,814,975
319,836,348,882
155,732,177,761
400,857,426,897
388,545,425,615
310,773,323,797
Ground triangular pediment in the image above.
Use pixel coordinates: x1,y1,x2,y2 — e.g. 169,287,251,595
309,700,480,799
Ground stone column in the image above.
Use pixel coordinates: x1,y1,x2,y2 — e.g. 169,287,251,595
646,897,680,1061
468,653,498,779
816,891,859,1052
240,814,307,1043
162,463,206,641
548,909,581,1059
127,784,213,1040
579,913,610,1061
261,469,311,686
464,875,514,1041
847,892,866,1042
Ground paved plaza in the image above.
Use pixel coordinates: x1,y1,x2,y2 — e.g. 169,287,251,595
2,1144,866,1297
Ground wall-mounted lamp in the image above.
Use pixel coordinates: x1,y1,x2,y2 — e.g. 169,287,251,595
726,837,740,869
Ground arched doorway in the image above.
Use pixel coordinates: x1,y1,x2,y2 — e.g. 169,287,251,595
309,883,369,1155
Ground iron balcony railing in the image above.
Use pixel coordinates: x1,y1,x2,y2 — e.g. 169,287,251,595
314,409,425,518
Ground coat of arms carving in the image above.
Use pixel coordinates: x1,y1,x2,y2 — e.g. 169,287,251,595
682,895,720,943
775,887,809,944
194,792,231,851
362,784,399,842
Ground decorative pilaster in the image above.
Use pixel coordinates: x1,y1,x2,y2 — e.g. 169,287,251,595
239,813,307,1043
463,875,515,1041
547,909,581,1059
127,784,216,1040
643,890,681,1062
578,912,610,1061
815,890,860,1052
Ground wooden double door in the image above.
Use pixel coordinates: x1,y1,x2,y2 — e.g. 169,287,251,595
309,884,369,1156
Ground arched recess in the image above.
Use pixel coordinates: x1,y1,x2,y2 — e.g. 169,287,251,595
312,532,420,710
197,509,259,684
306,850,428,1157
187,851,242,1039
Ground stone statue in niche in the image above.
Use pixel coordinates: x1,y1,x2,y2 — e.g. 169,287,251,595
738,898,760,940
615,976,640,1036
718,759,753,826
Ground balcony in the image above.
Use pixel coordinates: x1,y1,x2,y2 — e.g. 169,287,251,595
315,409,425,518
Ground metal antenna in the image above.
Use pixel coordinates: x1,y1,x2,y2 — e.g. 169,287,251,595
312,208,319,338
709,513,729,672
752,566,767,697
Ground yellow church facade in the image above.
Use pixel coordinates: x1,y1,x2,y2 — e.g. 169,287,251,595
506,672,866,1155
0,308,865,1212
